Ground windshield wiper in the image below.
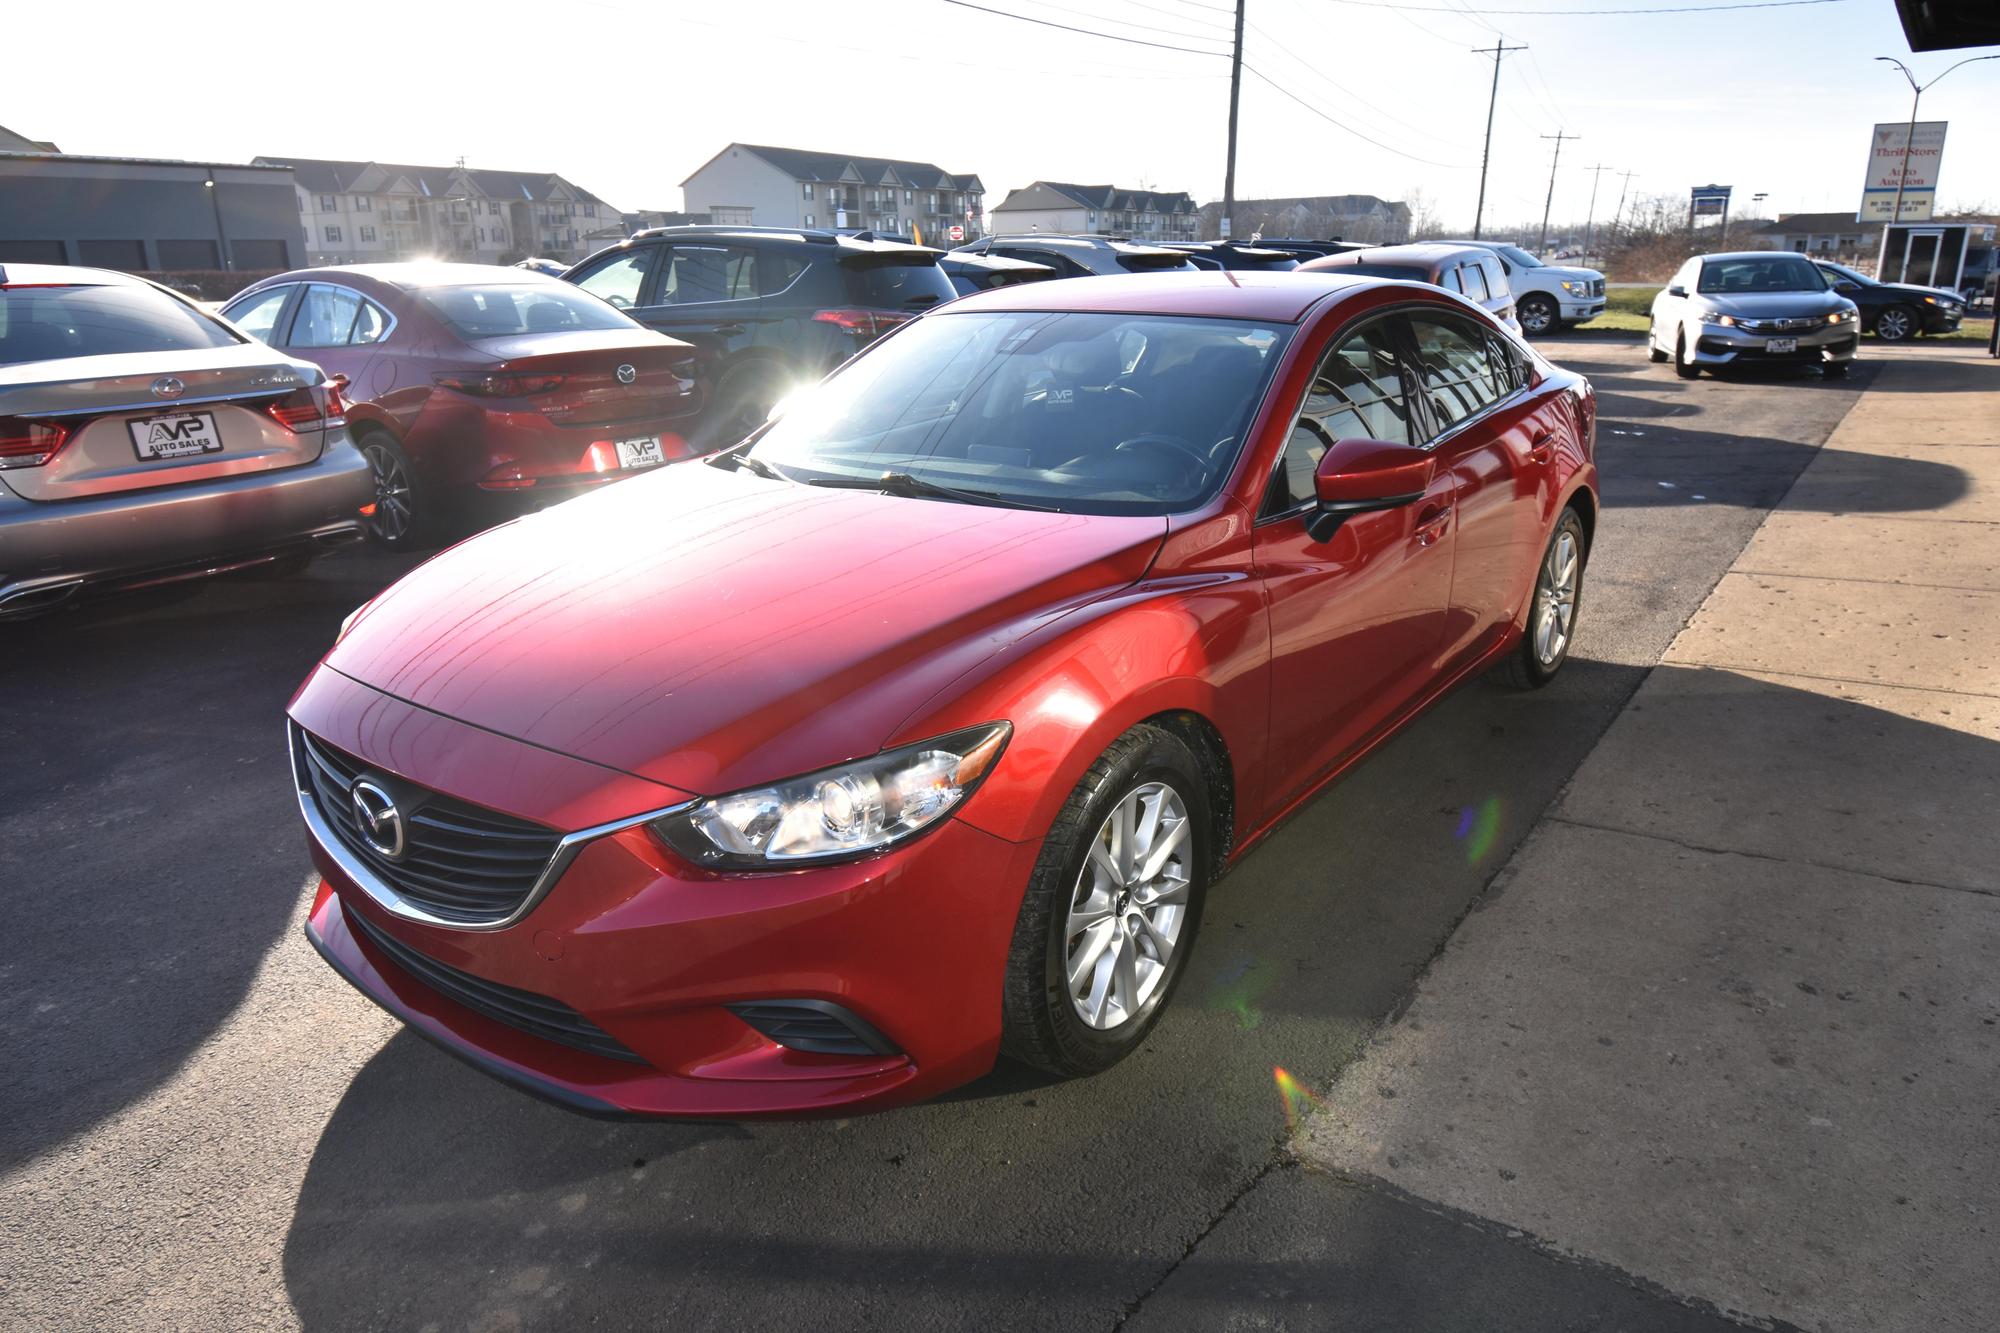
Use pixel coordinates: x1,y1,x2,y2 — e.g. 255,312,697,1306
710,442,788,483
802,472,1058,512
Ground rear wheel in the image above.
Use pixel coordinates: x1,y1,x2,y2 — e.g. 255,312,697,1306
697,365,787,452
357,430,426,550
1518,294,1559,337
1001,725,1210,1077
1674,330,1701,379
1493,507,1587,690
1873,304,1916,342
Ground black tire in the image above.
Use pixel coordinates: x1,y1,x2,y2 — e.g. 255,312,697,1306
695,364,787,453
1673,330,1701,379
1648,327,1669,363
1873,304,1916,342
1823,360,1851,378
1492,507,1588,690
1518,294,1560,337
1001,725,1212,1077
355,429,427,550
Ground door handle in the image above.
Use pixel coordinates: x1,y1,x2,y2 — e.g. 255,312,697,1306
711,324,747,336
1414,502,1453,546
1528,431,1554,464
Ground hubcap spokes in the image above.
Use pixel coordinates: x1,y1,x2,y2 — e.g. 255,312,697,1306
1065,782,1191,1031
364,446,411,541
1534,530,1579,665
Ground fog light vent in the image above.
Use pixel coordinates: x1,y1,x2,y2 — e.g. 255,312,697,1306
728,1000,899,1057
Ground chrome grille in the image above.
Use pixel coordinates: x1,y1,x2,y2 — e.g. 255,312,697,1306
293,725,562,926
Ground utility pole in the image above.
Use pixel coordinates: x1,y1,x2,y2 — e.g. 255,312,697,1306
1537,131,1575,255
1471,41,1527,240
1581,163,1612,261
1612,169,1637,239
1222,0,1246,240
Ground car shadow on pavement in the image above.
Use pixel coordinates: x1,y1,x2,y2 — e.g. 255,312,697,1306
275,665,1997,1330
0,550,414,1172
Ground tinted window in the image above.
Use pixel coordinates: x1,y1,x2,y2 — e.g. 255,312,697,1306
747,311,1291,517
659,245,758,304
1460,263,1490,301
288,284,364,348
223,285,293,342
1408,314,1509,433
997,246,1086,277
1480,257,1510,298
571,247,655,309
352,299,391,345
0,284,236,366
1698,256,1826,294
841,257,955,310
1265,320,1410,517
420,284,636,338
1496,244,1542,269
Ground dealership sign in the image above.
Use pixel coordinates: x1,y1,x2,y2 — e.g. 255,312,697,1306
1690,184,1731,217
1858,121,1946,222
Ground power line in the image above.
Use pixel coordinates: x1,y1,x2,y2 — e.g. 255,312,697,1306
1246,16,1466,148
939,0,1229,55
1239,62,1473,168
1319,0,1844,12
1001,0,1236,44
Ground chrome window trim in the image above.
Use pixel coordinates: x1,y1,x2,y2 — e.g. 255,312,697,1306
291,282,398,350
1254,305,1420,527
287,722,693,933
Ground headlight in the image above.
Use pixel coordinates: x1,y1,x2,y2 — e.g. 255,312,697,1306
1560,280,1588,295
1923,295,1940,305
1826,309,1853,325
652,723,1011,869
1701,311,1738,327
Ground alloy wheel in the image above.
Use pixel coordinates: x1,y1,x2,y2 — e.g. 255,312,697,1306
362,442,413,544
1064,782,1191,1031
1533,528,1580,665
1875,307,1913,341
1520,296,1556,336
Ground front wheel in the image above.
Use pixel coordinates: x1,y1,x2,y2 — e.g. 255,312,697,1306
357,430,426,550
1001,725,1210,1077
1493,507,1587,690
1648,324,1669,363
1873,304,1916,342
1518,294,1559,337
1674,330,1701,379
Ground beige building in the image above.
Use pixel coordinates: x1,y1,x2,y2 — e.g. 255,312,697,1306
680,144,984,240
253,157,618,266
988,182,1198,242
1199,194,1412,244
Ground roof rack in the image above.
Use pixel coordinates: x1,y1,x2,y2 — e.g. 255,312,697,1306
629,223,844,245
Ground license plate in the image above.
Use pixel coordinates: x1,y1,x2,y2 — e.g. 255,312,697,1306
129,412,223,460
614,436,665,469
1766,337,1798,354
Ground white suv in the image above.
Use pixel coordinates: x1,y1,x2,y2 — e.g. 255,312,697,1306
1444,241,1605,336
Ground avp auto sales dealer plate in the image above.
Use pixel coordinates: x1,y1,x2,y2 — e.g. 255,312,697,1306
128,412,224,460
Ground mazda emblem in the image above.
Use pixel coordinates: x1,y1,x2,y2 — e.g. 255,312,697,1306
151,376,186,400
350,780,406,860
615,364,637,385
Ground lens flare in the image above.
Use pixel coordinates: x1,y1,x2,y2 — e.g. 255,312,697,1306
1211,957,1274,1031
1273,1066,1322,1134
1454,795,1504,866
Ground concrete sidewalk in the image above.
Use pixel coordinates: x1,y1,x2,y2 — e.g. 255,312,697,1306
1299,346,1999,1331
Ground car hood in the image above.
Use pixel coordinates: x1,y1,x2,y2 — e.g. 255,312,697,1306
326,462,1167,794
1697,290,1849,318
1873,282,1960,303
1537,265,1602,285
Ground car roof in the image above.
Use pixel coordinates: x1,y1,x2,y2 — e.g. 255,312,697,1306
260,262,571,291
1695,251,1820,264
0,263,148,289
940,270,1375,323
1319,243,1487,266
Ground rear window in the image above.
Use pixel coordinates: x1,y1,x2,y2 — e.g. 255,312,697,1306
1116,252,1198,273
841,257,956,311
419,283,637,338
0,284,238,367
1334,263,1430,283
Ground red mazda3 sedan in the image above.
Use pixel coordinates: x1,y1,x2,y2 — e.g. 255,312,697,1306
221,264,701,547
290,271,1597,1118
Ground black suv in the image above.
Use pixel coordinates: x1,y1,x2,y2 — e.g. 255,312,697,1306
564,226,956,446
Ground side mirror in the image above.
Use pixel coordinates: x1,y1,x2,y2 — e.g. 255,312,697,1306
1666,284,1688,298
1308,438,1436,542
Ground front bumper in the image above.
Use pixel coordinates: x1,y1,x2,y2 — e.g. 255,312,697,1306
290,667,1042,1118
0,430,371,613
1920,306,1964,334
1689,323,1859,366
1560,298,1606,322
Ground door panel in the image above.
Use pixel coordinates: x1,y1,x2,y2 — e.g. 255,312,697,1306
1255,313,1456,812
629,243,769,369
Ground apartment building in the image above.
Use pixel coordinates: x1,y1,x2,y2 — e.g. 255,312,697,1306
1200,194,1412,244
988,182,1198,242
254,157,619,265
680,144,985,240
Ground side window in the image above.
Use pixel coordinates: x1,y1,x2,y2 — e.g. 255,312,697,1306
1263,320,1410,518
1460,263,1490,302
222,285,293,343
658,245,758,305
762,253,807,296
1408,313,1508,434
287,284,363,349
1439,266,1463,293
1481,257,1510,299
572,247,656,309
351,299,391,346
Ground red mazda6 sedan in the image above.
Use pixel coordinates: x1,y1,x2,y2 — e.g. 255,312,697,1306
289,271,1597,1118
221,264,701,547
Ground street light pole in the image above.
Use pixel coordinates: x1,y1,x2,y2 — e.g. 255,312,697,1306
1872,54,2000,224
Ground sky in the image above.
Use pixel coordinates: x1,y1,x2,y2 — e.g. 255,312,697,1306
11,0,1998,235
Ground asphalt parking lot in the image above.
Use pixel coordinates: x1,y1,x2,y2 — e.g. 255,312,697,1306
0,344,1882,1329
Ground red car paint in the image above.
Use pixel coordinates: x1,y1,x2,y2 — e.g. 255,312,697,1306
293,271,1597,1117
224,265,703,510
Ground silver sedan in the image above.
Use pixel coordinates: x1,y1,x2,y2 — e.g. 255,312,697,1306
1649,251,1860,379
0,265,372,617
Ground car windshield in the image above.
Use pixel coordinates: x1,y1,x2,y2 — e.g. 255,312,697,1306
419,283,638,339
742,310,1292,516
1334,263,1430,283
1697,256,1826,294
0,284,238,367
1497,245,1544,269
